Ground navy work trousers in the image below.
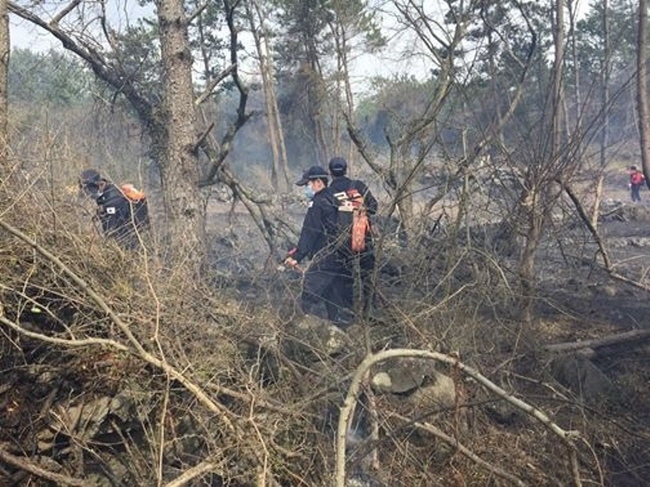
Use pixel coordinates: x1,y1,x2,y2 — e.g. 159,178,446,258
301,257,353,326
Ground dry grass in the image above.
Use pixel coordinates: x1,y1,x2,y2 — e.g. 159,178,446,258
1,161,649,486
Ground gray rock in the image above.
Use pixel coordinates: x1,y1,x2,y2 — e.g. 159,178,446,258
408,371,457,410
50,395,112,441
371,358,442,395
484,401,524,426
551,354,613,402
287,314,349,358
370,372,393,392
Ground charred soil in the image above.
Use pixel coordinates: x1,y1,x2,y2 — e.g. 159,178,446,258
2,184,650,486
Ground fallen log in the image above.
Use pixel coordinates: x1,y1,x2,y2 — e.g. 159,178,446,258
545,329,650,354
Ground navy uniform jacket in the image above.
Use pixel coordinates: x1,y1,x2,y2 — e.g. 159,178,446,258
95,183,137,244
293,188,339,265
329,176,378,253
329,176,378,216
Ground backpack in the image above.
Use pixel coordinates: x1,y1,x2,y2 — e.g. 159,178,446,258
120,184,150,229
332,184,370,253
632,171,645,185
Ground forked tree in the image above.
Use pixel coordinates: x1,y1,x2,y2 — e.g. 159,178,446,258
7,0,273,267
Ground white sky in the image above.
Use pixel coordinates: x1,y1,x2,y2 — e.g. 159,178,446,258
10,0,150,52
348,0,592,90
9,0,594,86
10,17,56,52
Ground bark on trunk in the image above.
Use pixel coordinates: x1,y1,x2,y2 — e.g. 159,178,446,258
246,0,289,190
519,0,565,323
157,0,207,264
0,0,8,175
592,0,610,229
638,0,650,185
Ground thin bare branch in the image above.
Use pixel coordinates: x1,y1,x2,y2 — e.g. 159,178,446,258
0,219,236,431
563,182,650,292
393,413,527,486
164,460,222,487
336,348,581,487
8,1,155,122
0,444,85,486
192,122,215,153
49,0,81,26
546,329,650,353
0,315,130,351
195,63,237,107
188,0,210,25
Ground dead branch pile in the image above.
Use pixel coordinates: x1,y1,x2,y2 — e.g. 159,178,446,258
1,173,649,486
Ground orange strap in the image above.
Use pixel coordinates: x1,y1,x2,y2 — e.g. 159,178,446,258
121,184,146,201
351,211,369,252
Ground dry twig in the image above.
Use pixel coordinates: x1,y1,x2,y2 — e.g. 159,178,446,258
335,348,583,487
0,444,85,486
392,413,527,486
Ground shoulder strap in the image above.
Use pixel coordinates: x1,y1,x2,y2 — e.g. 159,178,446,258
121,184,146,201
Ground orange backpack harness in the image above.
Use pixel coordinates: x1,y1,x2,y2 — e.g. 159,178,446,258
334,186,370,253
120,184,146,201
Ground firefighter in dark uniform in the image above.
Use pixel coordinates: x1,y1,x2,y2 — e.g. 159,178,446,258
328,156,379,316
284,165,354,327
78,169,148,249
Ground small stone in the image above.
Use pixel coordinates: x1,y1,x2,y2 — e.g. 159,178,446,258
601,285,617,297
371,372,392,392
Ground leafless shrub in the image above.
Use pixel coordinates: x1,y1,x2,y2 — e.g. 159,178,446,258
2,155,646,486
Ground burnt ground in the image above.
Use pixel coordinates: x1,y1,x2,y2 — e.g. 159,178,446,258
538,209,650,329
532,198,650,486
202,185,650,485
2,178,650,485
205,188,650,328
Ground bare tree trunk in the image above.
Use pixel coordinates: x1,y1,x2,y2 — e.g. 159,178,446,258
263,60,281,188
309,76,329,164
262,35,291,189
157,0,207,263
8,1,280,261
253,0,290,188
592,0,611,228
638,0,650,184
0,0,8,175
552,0,566,154
487,29,506,148
519,0,565,323
567,0,581,120
246,0,289,190
332,22,343,156
271,89,291,190
330,17,357,166
248,4,278,188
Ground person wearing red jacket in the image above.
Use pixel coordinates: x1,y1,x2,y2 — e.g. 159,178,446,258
629,166,645,202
